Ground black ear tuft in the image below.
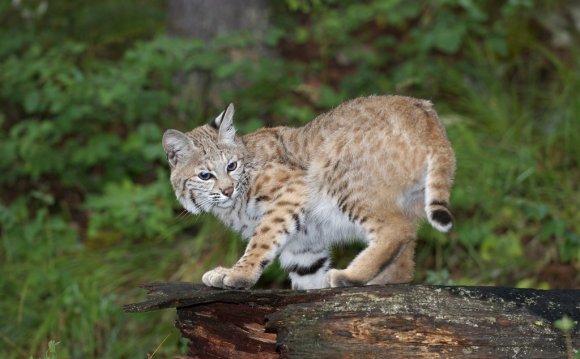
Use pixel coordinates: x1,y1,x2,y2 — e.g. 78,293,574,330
210,109,227,129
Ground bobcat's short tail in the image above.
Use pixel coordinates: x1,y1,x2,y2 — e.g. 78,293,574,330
425,150,455,232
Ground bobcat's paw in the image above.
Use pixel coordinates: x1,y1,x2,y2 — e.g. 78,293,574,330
202,266,256,289
327,269,365,288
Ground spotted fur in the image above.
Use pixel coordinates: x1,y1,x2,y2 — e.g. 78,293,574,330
162,96,455,289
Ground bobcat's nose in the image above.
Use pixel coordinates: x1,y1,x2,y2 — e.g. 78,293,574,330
221,186,234,198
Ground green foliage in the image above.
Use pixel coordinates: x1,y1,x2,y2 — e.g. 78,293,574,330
554,315,578,359
1,0,579,357
86,176,178,243
555,315,574,333
29,340,59,359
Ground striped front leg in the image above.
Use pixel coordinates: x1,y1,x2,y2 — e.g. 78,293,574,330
202,195,307,289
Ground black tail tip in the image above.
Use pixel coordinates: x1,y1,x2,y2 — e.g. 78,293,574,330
431,209,453,232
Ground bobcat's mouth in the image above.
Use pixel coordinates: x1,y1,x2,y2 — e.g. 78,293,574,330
216,192,237,207
218,183,245,206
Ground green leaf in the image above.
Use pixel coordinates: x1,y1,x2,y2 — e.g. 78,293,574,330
215,62,242,80
480,232,523,266
24,91,41,113
265,27,286,47
554,315,574,333
433,24,466,54
294,27,310,44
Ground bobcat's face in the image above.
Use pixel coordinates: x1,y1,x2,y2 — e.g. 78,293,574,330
169,142,248,214
162,104,249,214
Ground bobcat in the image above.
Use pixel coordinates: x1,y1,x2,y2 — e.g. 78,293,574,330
162,95,455,289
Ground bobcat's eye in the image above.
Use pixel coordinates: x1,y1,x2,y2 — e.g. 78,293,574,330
227,161,238,172
198,172,212,180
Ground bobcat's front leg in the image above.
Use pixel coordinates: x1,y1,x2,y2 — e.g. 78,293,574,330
202,265,257,290
203,185,307,289
201,226,280,289
201,224,285,289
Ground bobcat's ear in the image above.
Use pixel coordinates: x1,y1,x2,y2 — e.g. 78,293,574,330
211,103,236,145
162,129,194,168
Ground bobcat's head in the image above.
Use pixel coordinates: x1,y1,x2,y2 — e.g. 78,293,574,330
162,104,250,214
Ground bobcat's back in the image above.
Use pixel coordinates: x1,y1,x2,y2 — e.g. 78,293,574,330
244,95,455,230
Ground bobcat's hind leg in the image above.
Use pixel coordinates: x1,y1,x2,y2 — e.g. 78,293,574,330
367,240,415,285
327,212,416,287
280,241,331,289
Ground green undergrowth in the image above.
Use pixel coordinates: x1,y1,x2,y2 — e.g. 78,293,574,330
1,0,578,357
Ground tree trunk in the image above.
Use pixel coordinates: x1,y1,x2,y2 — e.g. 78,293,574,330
165,0,272,118
167,0,270,41
124,283,579,358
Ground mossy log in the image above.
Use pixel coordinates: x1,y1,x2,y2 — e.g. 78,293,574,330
124,283,579,358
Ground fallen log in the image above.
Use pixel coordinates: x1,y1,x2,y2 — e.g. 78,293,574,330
124,283,579,358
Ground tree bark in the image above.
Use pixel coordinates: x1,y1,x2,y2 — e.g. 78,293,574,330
124,283,579,358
